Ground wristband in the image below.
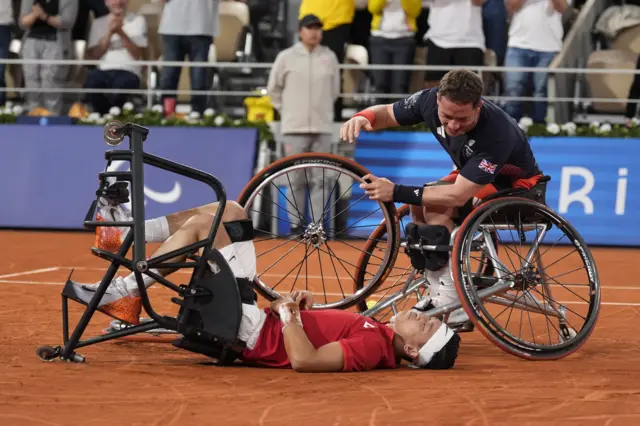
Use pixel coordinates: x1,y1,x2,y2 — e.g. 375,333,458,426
279,302,302,331
353,110,376,128
392,184,424,206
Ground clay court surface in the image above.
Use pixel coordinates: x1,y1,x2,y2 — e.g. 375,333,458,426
1,229,640,426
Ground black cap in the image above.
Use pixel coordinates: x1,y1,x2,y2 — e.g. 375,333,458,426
299,14,323,29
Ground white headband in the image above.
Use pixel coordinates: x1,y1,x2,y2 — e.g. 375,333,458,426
413,322,454,368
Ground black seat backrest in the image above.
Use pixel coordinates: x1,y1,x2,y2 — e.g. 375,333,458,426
173,249,245,363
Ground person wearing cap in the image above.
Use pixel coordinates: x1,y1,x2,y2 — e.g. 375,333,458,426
299,0,355,121
266,14,340,234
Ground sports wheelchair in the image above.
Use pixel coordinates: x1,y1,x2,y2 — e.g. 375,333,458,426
238,152,601,361
36,122,259,364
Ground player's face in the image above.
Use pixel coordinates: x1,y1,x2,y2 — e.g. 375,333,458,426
437,94,482,137
393,310,444,348
299,25,323,46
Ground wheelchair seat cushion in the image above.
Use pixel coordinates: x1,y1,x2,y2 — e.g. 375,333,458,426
454,173,549,225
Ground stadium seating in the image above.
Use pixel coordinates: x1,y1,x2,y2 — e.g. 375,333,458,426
585,48,638,113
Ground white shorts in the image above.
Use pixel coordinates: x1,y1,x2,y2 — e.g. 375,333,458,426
208,241,264,350
209,241,257,280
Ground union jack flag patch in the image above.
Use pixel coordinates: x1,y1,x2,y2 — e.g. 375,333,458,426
479,159,497,174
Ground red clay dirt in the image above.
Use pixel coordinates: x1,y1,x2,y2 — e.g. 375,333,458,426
1,229,639,426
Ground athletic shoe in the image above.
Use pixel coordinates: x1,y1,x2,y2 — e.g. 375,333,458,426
412,274,470,327
68,277,141,325
95,202,132,253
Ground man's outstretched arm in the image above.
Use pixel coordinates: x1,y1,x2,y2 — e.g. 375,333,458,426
341,89,431,143
340,104,399,143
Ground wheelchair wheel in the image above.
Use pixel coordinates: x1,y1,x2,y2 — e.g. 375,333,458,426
354,205,498,323
452,197,601,360
237,153,401,309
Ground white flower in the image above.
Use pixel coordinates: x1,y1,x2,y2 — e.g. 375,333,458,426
103,114,113,121
11,105,23,115
135,113,143,119
88,112,101,122
161,119,167,125
189,111,201,120
518,122,527,132
233,119,242,126
2,106,11,114
519,117,533,128
632,117,640,127
203,108,215,117
122,102,134,111
599,123,612,133
560,122,577,135
151,104,163,113
109,106,121,116
546,123,560,135
5,101,13,108
96,117,105,124
590,121,600,128
214,116,225,126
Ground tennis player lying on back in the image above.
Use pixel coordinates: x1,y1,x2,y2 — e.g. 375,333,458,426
69,199,460,372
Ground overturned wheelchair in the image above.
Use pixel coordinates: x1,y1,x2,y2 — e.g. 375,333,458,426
238,152,601,361
36,122,261,364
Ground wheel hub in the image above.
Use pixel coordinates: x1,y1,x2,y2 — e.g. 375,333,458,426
514,266,542,291
303,223,326,248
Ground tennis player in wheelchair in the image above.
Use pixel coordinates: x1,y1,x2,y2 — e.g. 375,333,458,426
67,198,460,372
340,69,547,327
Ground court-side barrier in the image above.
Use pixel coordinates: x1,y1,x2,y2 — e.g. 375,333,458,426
348,132,639,247
0,125,258,229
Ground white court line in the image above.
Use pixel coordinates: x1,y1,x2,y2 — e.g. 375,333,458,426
0,267,59,280
1,279,640,306
24,266,640,291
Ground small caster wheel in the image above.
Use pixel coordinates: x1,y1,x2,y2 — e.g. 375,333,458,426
104,120,125,146
36,345,61,362
559,324,577,343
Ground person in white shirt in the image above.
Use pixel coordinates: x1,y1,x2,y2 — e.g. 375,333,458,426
503,0,569,123
158,0,219,114
422,0,486,89
83,0,147,114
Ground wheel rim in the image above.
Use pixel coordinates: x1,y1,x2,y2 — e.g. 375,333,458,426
457,198,600,356
242,161,397,309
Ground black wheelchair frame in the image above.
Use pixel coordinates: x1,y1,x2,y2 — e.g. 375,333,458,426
37,122,245,364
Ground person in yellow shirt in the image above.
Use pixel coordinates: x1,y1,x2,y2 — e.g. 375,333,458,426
368,0,421,103
299,0,355,120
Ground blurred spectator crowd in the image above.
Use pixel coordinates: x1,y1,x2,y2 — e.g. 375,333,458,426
0,0,638,125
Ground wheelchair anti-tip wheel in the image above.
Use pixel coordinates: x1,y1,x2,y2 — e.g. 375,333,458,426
354,204,498,324
237,153,401,309
452,197,601,360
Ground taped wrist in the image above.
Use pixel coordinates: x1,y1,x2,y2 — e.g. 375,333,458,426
279,302,303,332
392,184,424,206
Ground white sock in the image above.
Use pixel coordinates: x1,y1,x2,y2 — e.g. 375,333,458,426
145,217,170,242
122,269,159,296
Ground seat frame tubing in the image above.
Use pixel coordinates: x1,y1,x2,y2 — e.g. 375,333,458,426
56,123,228,362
